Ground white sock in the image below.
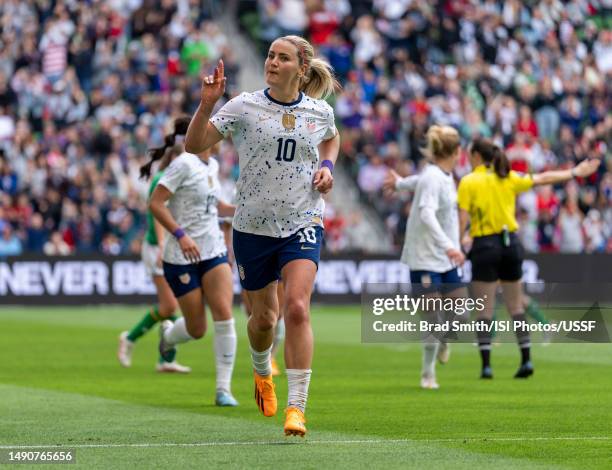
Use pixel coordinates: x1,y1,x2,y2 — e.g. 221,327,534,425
286,369,312,413
250,345,272,377
422,340,439,378
163,317,194,346
271,318,285,356
214,319,236,393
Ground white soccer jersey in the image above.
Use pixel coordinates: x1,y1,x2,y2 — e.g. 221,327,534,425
210,89,337,238
402,164,459,272
158,152,227,265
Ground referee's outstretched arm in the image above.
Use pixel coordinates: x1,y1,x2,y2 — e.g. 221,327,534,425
531,158,601,186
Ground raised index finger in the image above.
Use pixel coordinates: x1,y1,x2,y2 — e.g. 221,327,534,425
217,59,224,80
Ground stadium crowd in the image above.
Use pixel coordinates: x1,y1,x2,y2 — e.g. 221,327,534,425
251,0,611,253
0,0,610,257
0,0,244,257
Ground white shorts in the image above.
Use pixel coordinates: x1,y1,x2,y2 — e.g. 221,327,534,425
141,240,164,277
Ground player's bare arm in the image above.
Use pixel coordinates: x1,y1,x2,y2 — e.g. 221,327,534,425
314,132,340,194
185,59,226,154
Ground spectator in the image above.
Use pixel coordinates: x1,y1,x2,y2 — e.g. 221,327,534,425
101,233,122,255
26,213,47,252
43,230,71,255
557,199,585,253
537,209,558,253
181,27,211,77
324,204,348,252
357,155,387,195
517,208,539,253
583,209,606,253
0,223,23,257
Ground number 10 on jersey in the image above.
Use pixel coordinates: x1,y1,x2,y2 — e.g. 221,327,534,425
276,138,296,162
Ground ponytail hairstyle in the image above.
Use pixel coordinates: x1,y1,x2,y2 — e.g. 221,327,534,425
278,35,340,100
470,137,510,178
422,125,461,162
139,116,192,179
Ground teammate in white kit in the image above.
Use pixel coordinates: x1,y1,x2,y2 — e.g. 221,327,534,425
384,125,466,390
117,118,192,374
185,35,340,436
146,118,239,407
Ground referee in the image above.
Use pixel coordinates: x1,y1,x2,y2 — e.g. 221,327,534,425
457,138,600,379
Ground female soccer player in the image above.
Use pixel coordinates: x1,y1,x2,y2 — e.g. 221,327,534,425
117,118,191,374
384,125,466,390
458,138,600,379
184,35,340,437
147,118,239,407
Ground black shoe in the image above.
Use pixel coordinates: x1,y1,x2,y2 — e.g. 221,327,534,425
514,361,534,379
159,320,177,363
480,366,493,379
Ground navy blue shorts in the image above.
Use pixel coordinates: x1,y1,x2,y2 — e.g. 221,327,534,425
410,268,462,295
163,254,229,298
233,226,323,291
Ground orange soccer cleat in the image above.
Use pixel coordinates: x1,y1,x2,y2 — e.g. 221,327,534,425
284,407,307,437
254,371,277,417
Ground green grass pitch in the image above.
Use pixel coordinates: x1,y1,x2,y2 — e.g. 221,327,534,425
0,306,610,469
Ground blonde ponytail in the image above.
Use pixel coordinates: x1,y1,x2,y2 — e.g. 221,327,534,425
303,57,339,99
422,125,460,161
278,35,340,100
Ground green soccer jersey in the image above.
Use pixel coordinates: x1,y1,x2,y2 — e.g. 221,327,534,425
145,171,164,246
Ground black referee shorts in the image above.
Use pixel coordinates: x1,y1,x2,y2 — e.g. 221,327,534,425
469,233,524,282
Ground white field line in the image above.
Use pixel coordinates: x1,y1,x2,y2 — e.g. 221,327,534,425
1,436,610,449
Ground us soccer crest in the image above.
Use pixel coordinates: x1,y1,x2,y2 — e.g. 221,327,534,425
306,116,316,132
282,113,296,130
238,265,246,280
179,273,191,284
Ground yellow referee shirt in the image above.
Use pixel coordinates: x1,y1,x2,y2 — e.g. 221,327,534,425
457,164,533,237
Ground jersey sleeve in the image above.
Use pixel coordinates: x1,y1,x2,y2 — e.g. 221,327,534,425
158,158,188,194
210,93,245,138
420,206,454,251
322,102,337,140
416,175,453,250
417,174,440,211
396,175,419,192
457,177,472,212
509,171,534,194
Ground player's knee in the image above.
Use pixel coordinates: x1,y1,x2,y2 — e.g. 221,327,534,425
158,303,177,318
284,298,309,327
211,304,233,322
187,323,206,339
259,313,277,332
251,308,276,331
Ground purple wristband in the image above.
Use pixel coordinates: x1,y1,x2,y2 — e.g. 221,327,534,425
173,228,185,239
321,160,334,173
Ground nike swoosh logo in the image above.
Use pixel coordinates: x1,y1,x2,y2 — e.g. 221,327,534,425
301,246,315,250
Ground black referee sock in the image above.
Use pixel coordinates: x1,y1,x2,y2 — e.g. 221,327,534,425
476,318,493,368
513,313,531,364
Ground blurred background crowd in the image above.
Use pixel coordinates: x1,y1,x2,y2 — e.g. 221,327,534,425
0,0,610,257
0,0,242,256
245,0,611,253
